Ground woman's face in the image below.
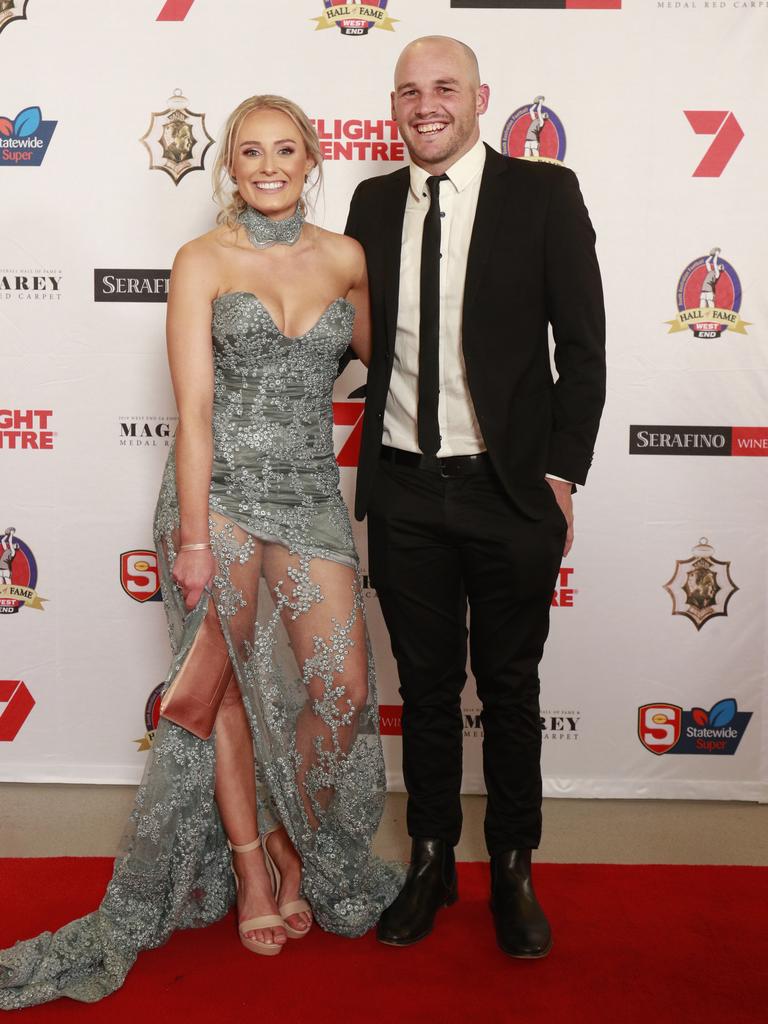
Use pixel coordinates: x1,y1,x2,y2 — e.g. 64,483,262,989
231,108,314,220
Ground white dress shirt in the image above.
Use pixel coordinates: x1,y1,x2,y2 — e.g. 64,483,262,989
382,137,571,484
383,137,486,457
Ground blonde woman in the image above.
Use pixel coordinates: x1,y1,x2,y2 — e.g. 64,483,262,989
0,96,402,1009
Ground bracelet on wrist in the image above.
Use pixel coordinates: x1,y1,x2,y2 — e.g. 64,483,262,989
180,542,211,552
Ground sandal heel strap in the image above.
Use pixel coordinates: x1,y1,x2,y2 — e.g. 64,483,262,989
229,838,262,853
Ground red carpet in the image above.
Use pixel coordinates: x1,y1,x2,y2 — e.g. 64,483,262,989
1,860,766,1023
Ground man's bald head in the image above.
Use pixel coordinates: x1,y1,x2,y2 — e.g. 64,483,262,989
394,36,481,90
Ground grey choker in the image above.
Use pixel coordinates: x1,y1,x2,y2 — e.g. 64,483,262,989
239,204,305,249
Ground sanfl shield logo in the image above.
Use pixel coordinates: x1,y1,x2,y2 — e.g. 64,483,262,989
0,0,29,35
0,106,56,167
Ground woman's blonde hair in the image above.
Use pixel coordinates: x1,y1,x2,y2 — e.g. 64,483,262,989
212,95,323,228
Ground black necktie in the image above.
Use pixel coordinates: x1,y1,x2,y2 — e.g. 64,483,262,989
418,173,448,457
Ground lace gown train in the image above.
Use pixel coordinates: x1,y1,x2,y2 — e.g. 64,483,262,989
0,292,403,1008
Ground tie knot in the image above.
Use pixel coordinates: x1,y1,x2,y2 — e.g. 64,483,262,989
426,173,449,198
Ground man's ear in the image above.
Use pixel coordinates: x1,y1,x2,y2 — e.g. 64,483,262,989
477,84,491,116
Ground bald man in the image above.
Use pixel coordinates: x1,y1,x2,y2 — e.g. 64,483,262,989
345,37,605,956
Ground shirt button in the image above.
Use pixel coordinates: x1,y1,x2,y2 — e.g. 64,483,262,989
440,212,446,218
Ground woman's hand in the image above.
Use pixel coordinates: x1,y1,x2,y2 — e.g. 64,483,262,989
172,548,217,610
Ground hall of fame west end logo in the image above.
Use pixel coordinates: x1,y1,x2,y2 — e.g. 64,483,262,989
312,1,397,35
501,96,567,165
666,248,751,339
663,537,738,631
140,89,215,185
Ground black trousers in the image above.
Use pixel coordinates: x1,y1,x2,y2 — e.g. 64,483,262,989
367,457,566,854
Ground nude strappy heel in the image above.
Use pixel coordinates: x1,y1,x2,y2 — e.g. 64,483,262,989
262,828,313,940
229,836,285,957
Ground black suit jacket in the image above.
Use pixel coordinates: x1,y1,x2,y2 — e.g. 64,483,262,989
344,144,606,522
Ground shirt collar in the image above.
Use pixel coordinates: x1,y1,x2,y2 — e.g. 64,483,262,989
409,137,487,202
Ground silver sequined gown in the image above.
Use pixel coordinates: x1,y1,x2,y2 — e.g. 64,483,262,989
0,293,403,1008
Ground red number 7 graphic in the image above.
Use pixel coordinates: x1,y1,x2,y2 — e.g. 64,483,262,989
157,0,195,20
333,402,365,467
684,111,743,177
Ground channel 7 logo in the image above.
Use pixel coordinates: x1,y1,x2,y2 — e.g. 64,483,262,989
684,111,743,177
156,0,195,19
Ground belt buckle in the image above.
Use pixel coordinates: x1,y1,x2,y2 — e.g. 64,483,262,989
439,456,459,478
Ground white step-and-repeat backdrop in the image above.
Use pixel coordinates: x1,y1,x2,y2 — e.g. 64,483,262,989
2,0,766,801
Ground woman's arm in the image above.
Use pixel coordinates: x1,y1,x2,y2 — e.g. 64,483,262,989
345,238,372,367
166,240,218,610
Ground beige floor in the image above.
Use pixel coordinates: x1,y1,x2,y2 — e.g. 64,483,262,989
1,784,766,864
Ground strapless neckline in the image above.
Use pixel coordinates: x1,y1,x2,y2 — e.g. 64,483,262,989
213,291,352,343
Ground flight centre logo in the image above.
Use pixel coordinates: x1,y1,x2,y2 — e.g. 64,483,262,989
312,1,398,35
638,699,751,756
0,528,47,614
663,538,737,631
140,89,214,186
0,106,56,167
666,248,750,338
135,682,164,751
310,119,404,161
120,550,162,603
0,0,29,36
501,97,566,165
0,409,55,450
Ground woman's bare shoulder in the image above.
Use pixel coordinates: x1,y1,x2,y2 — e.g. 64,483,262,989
311,226,365,272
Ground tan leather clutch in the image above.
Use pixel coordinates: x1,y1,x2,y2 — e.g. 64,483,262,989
160,617,232,740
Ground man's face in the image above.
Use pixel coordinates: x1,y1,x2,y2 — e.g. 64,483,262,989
391,40,489,172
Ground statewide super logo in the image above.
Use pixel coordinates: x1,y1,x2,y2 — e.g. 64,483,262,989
666,248,750,338
0,106,56,167
312,1,397,34
140,89,214,186
135,683,164,751
501,97,566,165
0,0,29,35
0,528,47,614
663,538,737,631
638,699,752,756
120,550,162,603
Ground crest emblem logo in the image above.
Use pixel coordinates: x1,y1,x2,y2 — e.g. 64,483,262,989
312,1,397,35
140,89,214,186
666,248,750,338
120,550,162,603
663,537,738,630
135,682,164,751
0,0,29,35
0,528,47,614
638,704,683,755
501,96,566,165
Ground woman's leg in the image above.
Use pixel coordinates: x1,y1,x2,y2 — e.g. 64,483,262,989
261,548,370,831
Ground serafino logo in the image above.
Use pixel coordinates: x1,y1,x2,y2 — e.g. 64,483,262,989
684,111,743,177
156,0,195,20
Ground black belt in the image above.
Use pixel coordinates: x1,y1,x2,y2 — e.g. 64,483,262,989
379,446,493,478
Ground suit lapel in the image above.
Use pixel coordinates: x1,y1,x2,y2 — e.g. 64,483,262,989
381,170,410,353
463,145,509,329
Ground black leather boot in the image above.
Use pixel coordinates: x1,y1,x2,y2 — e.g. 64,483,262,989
489,849,552,958
377,838,458,946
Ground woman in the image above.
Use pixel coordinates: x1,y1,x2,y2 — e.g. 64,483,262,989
0,95,402,1008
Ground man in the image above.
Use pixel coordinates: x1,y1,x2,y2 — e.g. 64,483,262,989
345,36,605,957
524,95,548,158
